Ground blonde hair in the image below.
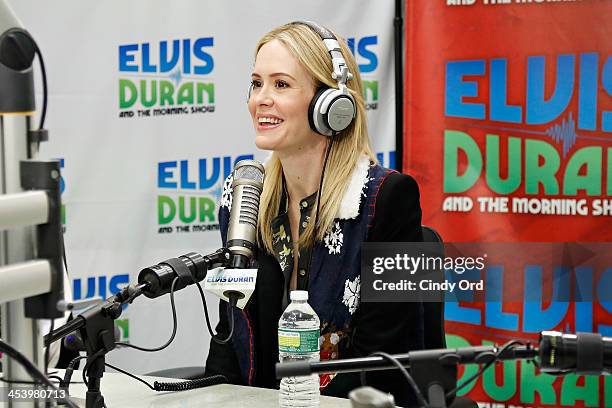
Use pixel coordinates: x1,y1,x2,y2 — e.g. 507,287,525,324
256,22,377,254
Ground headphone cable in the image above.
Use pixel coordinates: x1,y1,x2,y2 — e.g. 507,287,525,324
304,132,337,286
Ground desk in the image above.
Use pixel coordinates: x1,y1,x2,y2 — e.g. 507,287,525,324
65,371,352,407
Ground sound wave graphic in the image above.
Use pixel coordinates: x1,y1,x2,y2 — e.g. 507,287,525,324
169,69,183,85
545,113,578,157
452,114,610,157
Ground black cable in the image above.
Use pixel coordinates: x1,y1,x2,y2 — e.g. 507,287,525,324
445,340,525,399
62,244,69,273
44,318,54,375
31,39,48,131
0,377,38,385
82,349,105,387
305,132,337,282
61,355,87,391
115,277,179,352
60,208,69,273
193,280,235,345
153,374,227,392
194,279,220,341
104,362,228,393
365,351,430,408
0,338,79,408
105,363,155,390
0,376,81,385
47,375,63,383
114,276,235,350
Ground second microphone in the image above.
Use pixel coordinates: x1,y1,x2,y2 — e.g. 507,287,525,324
226,159,265,268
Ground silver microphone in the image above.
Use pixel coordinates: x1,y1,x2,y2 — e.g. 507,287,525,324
226,159,264,268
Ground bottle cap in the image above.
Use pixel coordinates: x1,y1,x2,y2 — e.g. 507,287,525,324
290,290,308,301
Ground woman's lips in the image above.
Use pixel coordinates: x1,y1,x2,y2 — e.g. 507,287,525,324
257,122,282,131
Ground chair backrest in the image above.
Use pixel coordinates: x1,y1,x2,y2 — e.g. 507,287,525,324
421,226,446,349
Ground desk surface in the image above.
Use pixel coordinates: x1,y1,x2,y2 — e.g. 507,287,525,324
1,370,352,407
63,371,352,407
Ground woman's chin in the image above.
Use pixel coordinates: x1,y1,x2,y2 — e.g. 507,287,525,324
255,134,280,151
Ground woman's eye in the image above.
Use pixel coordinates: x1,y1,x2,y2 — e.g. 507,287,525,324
276,80,289,88
251,79,262,88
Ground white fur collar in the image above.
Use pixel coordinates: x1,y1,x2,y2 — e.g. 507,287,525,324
337,155,371,220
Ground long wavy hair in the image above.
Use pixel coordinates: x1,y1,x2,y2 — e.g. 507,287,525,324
255,23,376,255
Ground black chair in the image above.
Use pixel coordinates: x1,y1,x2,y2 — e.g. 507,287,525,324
421,226,446,349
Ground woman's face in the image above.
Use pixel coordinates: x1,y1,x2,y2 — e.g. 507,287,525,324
248,39,320,153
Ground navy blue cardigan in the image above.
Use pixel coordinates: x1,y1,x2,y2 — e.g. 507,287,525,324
205,159,424,406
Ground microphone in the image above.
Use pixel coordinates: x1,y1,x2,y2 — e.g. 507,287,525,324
204,159,264,309
226,159,265,268
538,331,611,375
138,248,230,299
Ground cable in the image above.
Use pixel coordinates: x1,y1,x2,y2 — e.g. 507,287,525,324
193,280,235,345
305,132,337,282
105,363,155,391
60,207,69,275
445,340,525,399
0,377,38,385
31,38,48,131
0,338,79,408
115,277,179,352
47,375,63,383
366,351,430,408
61,355,87,391
153,374,228,392
114,276,235,350
105,361,227,392
44,318,54,375
82,349,105,387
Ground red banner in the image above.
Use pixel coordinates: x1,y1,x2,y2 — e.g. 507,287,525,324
404,1,612,407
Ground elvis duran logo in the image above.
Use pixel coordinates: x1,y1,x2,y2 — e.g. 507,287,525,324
348,35,379,110
156,154,253,234
118,38,215,119
443,53,612,217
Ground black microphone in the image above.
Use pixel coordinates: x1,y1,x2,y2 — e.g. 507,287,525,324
538,331,612,375
226,159,265,268
138,248,230,299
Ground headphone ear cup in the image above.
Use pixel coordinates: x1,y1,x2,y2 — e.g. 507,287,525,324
325,91,355,132
308,87,330,135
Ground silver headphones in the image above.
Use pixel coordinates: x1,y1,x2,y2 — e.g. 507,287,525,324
248,21,356,137
293,21,356,137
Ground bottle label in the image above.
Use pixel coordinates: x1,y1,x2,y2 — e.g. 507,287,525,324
278,329,320,353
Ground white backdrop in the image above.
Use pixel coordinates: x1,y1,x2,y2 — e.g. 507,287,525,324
9,0,397,373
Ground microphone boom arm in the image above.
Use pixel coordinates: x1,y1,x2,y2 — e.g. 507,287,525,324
44,247,232,408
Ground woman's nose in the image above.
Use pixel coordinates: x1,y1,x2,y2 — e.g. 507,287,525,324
254,85,273,106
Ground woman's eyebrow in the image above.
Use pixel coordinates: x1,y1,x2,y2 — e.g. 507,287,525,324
251,72,296,81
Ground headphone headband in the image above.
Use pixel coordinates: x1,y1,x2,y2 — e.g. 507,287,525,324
291,20,353,90
292,20,335,39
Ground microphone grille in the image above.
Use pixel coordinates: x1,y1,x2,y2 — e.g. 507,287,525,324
239,184,261,227
232,160,265,228
234,161,264,184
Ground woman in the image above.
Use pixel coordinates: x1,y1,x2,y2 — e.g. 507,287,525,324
206,21,425,406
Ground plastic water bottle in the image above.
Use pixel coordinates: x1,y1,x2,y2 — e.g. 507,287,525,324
278,290,321,407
